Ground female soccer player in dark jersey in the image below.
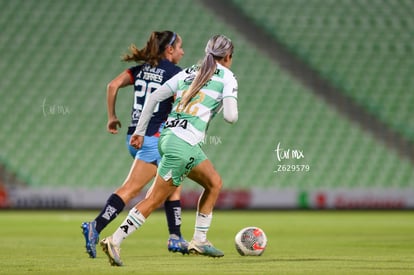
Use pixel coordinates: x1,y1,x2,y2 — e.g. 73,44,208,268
81,31,188,258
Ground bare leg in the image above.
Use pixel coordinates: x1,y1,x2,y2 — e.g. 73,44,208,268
115,159,157,203
136,175,177,218
188,159,222,214
186,159,224,257
84,159,156,239
85,159,156,260
167,185,182,200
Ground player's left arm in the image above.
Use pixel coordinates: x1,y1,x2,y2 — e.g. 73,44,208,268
222,74,238,123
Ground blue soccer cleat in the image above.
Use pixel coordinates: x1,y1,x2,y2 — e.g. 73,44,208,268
81,221,99,258
168,234,189,255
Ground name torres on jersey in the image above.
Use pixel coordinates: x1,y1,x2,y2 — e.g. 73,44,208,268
137,65,166,83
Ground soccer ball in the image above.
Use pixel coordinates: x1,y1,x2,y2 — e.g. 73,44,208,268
234,226,267,256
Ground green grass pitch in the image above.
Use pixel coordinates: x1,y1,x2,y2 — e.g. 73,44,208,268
1,210,413,274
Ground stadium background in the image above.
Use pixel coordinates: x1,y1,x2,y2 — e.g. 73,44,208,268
1,0,413,209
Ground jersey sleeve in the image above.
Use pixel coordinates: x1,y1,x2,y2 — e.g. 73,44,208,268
133,80,175,136
127,65,141,84
223,97,238,123
222,71,238,123
222,72,238,100
124,69,133,84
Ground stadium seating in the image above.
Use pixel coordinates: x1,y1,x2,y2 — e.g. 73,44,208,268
231,0,414,141
0,0,413,193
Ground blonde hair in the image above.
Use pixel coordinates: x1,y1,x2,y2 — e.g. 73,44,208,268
122,31,177,67
180,35,234,107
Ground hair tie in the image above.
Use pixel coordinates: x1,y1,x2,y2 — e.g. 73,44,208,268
205,48,215,56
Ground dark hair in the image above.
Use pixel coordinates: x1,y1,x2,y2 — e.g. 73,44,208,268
122,31,177,67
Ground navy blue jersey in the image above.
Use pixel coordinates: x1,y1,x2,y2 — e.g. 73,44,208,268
127,59,181,136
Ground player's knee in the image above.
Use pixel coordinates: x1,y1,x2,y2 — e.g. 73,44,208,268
209,174,223,192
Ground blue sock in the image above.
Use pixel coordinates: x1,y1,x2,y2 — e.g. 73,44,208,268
94,193,125,233
164,200,182,237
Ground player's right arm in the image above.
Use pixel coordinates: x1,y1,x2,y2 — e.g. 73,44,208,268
106,70,133,134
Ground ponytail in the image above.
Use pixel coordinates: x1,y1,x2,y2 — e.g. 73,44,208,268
180,54,216,107
121,31,177,67
180,35,234,108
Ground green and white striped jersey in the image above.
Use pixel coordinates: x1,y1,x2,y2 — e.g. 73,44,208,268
163,63,238,145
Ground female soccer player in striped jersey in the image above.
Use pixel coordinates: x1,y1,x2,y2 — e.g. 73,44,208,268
81,31,188,258
100,34,238,266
